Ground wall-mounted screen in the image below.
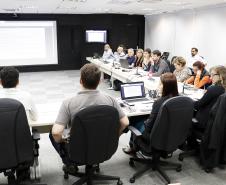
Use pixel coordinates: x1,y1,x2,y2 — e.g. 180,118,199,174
0,21,58,66
86,30,107,43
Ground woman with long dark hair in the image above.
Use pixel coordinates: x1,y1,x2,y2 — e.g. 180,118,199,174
123,73,179,154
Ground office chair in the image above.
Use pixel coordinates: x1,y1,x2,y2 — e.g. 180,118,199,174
179,93,226,172
63,105,123,185
0,98,34,185
161,52,170,60
128,96,194,184
161,52,170,68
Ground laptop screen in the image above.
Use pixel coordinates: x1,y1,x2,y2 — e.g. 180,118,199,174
120,82,145,100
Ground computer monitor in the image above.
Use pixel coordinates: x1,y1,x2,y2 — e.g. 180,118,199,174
86,30,107,43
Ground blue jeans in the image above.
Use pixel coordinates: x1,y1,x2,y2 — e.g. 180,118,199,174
129,116,147,148
49,132,70,165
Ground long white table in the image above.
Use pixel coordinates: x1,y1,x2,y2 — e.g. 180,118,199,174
86,57,205,99
27,58,204,179
30,58,205,133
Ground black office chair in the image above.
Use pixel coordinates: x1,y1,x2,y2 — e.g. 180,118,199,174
128,96,194,184
0,98,34,185
179,93,226,172
63,105,123,185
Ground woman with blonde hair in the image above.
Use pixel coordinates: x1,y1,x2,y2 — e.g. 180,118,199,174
134,49,144,67
194,65,226,131
173,56,191,82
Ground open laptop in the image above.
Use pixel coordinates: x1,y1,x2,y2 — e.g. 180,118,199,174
120,82,151,105
120,59,131,69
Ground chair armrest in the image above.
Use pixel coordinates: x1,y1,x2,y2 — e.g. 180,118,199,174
128,126,142,137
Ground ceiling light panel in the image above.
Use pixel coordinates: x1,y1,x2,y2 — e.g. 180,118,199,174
108,0,133,5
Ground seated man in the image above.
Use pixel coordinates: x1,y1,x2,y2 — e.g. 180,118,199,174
50,63,129,170
0,66,38,181
149,50,170,77
189,47,206,67
0,67,38,122
114,45,127,62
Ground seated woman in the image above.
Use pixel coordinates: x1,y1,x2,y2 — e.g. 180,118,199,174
134,49,144,67
173,56,191,82
142,48,152,71
123,73,179,154
194,66,226,131
185,61,211,89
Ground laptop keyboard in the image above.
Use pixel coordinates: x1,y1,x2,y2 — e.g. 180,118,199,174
125,98,150,103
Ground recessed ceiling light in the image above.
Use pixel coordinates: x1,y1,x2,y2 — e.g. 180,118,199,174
168,1,191,6
137,0,162,3
108,0,133,5
20,5,38,9
142,8,154,11
62,0,87,2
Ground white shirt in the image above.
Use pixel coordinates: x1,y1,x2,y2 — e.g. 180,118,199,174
102,49,114,61
189,54,206,67
0,88,38,122
113,52,127,62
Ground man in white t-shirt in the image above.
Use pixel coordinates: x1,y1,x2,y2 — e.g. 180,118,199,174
189,47,206,67
0,67,38,122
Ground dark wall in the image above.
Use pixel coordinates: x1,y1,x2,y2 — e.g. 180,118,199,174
0,13,145,72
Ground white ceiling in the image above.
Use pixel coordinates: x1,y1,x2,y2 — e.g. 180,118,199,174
0,0,226,15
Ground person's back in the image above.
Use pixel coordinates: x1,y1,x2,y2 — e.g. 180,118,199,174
57,90,125,129
0,67,37,121
51,63,129,170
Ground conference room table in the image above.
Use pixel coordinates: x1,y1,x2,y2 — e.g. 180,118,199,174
30,58,205,133
28,59,204,179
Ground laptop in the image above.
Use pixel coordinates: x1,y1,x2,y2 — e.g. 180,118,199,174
120,59,131,69
120,82,151,105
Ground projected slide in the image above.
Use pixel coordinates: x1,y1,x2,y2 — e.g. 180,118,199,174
0,21,58,66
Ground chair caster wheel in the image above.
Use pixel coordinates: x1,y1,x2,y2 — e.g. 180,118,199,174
130,177,135,183
117,180,123,185
64,173,69,179
176,166,182,172
129,159,135,167
178,155,184,161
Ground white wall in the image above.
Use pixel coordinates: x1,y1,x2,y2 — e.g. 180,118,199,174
145,6,226,68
